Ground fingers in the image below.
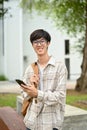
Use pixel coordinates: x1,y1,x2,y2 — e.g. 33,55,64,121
30,74,39,85
21,84,29,89
21,83,34,90
21,84,38,98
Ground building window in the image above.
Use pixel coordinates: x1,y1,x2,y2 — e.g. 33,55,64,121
65,58,70,79
65,40,70,55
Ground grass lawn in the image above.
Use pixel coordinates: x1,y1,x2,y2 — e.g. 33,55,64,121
0,93,19,108
66,90,87,110
0,90,87,111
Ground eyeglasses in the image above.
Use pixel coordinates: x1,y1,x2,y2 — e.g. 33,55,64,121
32,39,47,45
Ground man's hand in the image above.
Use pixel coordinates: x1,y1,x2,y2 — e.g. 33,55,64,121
21,83,38,98
30,74,39,86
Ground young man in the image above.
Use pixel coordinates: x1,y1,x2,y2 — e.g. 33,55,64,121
21,29,67,130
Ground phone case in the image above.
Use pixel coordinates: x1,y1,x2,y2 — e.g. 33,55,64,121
15,79,26,86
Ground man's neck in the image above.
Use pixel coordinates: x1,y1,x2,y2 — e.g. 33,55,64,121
38,54,50,67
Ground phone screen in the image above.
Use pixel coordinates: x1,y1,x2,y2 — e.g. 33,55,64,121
15,79,26,87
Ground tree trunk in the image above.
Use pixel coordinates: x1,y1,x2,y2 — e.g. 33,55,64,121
75,1,87,92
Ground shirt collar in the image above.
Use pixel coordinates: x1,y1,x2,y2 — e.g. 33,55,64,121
47,56,56,67
36,56,56,67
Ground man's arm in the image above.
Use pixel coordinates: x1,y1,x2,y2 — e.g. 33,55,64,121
37,65,67,106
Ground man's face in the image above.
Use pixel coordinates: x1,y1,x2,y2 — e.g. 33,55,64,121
32,37,50,56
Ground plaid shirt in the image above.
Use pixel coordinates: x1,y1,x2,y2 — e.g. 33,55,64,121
23,56,67,130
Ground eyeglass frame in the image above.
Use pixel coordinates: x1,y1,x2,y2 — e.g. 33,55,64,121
32,38,48,45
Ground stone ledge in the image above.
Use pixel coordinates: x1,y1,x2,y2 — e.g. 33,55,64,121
65,105,87,116
63,105,87,130
17,96,87,130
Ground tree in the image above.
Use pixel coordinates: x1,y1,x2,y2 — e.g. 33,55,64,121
21,0,87,92
0,0,8,18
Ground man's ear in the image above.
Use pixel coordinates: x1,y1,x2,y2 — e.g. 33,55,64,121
47,42,50,46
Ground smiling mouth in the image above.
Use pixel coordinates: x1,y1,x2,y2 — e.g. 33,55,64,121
38,48,43,51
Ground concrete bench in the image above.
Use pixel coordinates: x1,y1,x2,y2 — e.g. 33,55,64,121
0,106,26,130
16,95,24,115
64,105,87,130
17,95,87,130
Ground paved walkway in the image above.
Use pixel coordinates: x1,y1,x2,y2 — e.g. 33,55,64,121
0,81,21,93
0,80,76,93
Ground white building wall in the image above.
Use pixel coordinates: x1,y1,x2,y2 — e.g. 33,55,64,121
1,0,82,80
0,19,4,75
22,11,82,80
70,55,82,79
64,38,82,80
4,0,23,80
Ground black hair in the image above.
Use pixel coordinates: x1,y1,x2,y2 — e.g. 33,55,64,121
30,29,51,43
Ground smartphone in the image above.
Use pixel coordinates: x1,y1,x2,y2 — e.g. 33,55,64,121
15,79,26,87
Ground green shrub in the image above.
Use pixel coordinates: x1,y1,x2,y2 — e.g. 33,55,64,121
0,75,8,81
